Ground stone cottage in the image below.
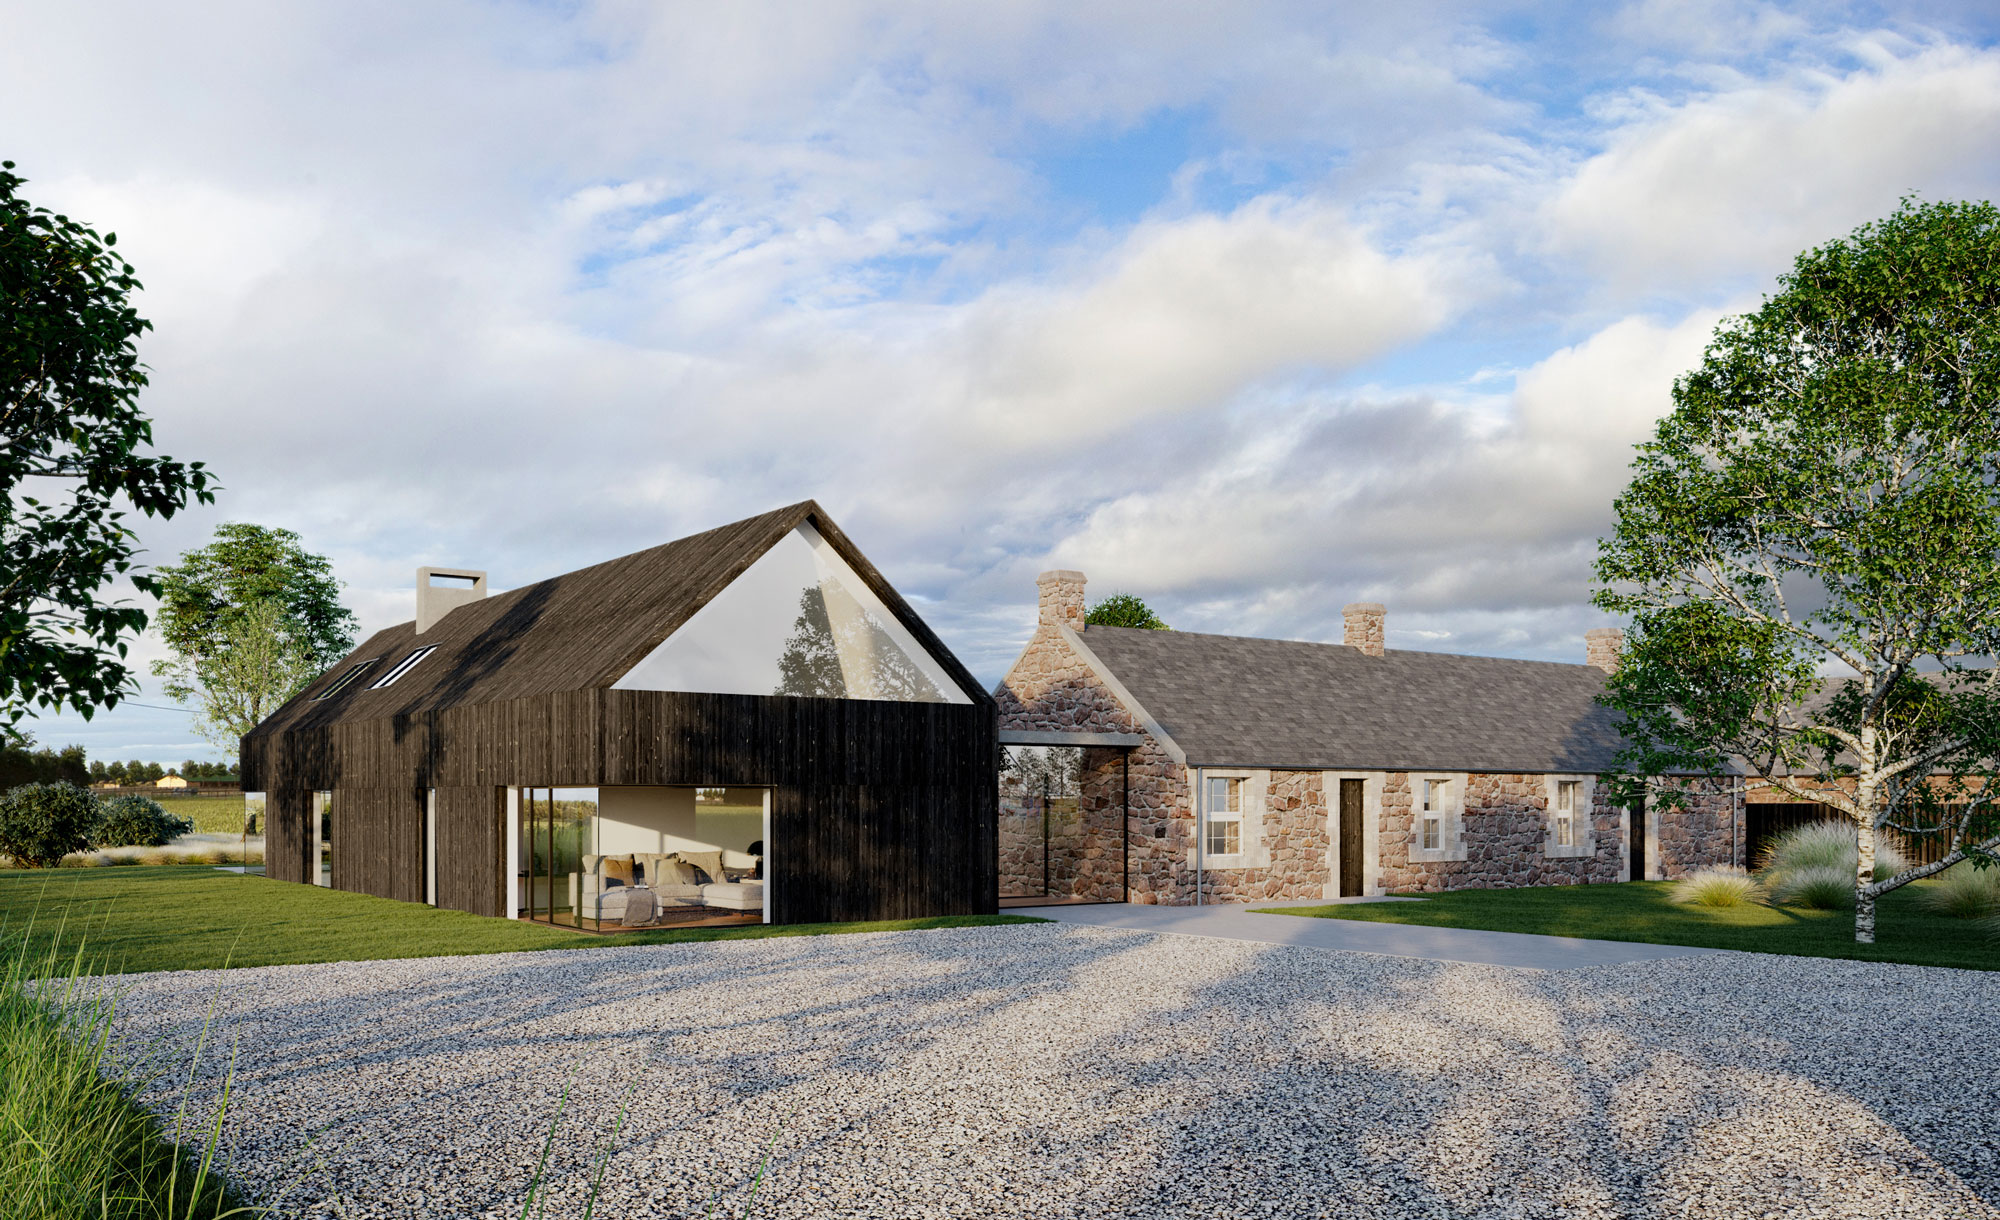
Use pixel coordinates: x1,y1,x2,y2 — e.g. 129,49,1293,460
993,571,1741,904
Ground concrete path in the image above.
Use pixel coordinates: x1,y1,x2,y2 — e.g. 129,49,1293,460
1031,898,1728,970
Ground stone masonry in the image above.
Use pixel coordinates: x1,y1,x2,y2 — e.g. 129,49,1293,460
995,571,1741,904
1376,772,1625,892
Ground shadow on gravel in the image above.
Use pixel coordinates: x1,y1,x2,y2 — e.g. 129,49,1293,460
102,925,1150,1217
95,928,2000,1220
1052,943,2000,1220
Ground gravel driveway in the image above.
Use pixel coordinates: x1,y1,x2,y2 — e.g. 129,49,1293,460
102,924,1999,1219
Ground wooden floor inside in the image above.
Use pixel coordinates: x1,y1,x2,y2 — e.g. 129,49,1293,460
526,910,764,934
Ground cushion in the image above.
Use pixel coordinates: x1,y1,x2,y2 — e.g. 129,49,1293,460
599,855,636,884
677,850,724,886
651,856,695,885
701,881,764,911
655,883,704,902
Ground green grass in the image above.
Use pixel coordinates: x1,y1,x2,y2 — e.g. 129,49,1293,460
1260,880,2000,971
0,866,1042,975
1,928,256,1218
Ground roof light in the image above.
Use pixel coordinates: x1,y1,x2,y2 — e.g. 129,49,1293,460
369,645,438,689
313,660,378,700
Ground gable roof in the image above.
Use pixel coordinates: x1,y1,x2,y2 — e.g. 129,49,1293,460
248,501,989,741
1074,626,1631,773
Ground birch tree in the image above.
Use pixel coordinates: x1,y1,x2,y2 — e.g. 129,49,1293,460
1594,198,2000,944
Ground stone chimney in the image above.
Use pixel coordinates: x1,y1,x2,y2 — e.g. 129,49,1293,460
416,567,488,633
1342,602,1386,658
1037,570,1086,632
1585,627,1624,674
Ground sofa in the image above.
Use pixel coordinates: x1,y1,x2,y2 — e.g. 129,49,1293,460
571,849,763,922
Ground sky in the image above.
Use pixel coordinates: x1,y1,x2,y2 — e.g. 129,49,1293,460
7,0,2000,766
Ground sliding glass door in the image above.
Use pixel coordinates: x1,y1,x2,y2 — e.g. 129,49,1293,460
522,788,597,926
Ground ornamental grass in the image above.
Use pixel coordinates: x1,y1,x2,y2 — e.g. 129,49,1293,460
1670,868,1767,908
1917,863,2000,920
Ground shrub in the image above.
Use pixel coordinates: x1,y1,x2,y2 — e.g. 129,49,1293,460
1768,864,1857,909
94,795,193,848
1671,868,1766,907
1758,820,1907,887
1917,864,2000,919
0,783,104,868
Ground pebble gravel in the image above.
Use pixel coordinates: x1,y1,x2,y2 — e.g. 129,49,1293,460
97,924,2000,1219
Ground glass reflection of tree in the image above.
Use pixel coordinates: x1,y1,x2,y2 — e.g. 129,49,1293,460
773,584,944,701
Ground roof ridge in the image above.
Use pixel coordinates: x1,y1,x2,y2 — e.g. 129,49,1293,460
1084,623,1601,671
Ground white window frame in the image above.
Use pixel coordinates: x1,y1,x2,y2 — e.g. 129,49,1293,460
369,645,438,690
1545,774,1596,859
314,659,377,700
1408,773,1466,862
1204,774,1243,858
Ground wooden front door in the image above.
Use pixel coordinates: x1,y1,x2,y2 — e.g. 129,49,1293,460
1338,778,1364,897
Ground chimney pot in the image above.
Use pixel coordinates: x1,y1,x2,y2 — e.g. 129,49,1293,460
1585,627,1624,673
416,567,488,633
1037,570,1087,632
1342,602,1386,657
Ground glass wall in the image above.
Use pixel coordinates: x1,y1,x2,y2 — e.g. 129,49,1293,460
521,787,597,924
517,785,767,929
612,523,970,704
313,790,333,886
998,746,1128,905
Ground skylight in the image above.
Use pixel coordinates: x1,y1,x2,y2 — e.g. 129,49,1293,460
368,645,438,689
313,660,377,700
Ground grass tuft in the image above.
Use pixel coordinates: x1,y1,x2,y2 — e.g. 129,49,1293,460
1670,868,1766,908
1758,820,1906,883
0,921,257,1218
1767,864,1857,910
1918,864,2000,919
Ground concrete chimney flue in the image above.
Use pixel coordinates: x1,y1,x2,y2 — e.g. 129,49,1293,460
416,567,488,634
1342,602,1386,658
1585,627,1624,674
1037,570,1087,632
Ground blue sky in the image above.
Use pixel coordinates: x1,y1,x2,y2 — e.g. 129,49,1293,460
6,1,2000,765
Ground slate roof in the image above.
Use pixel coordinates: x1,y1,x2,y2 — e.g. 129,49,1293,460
1075,626,1632,773
246,501,988,744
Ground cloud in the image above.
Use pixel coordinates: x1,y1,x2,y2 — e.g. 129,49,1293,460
1036,306,1725,653
1544,40,2000,291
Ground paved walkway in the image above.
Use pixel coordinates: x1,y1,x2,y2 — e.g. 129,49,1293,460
1032,898,1728,970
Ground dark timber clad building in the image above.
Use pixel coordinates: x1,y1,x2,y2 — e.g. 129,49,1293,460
242,501,998,927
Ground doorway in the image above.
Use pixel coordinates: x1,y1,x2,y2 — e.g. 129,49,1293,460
1338,779,1364,897
1629,799,1648,881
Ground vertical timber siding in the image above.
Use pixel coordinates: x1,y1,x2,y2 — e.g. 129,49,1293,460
245,689,996,923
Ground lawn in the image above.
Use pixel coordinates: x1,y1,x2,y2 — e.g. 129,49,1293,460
1261,880,2000,971
0,866,1041,975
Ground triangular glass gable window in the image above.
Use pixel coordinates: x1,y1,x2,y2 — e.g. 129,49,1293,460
613,523,970,704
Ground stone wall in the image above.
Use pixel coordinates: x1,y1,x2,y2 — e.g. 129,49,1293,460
1376,772,1626,892
1652,776,1743,878
1184,769,1334,903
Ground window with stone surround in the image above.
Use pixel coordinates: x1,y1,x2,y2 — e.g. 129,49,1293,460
1408,774,1465,862
1204,775,1242,856
1554,781,1578,847
1545,775,1595,858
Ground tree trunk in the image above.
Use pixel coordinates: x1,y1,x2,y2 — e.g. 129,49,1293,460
1855,742,1878,945
1854,815,1877,944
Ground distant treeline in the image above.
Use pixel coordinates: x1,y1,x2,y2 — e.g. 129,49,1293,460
1,742,237,790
